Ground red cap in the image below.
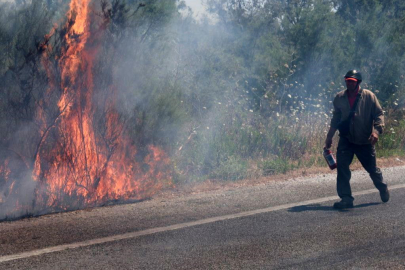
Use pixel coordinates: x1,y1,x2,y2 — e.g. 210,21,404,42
345,77,358,82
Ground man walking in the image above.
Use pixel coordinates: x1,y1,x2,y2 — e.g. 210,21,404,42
325,70,389,209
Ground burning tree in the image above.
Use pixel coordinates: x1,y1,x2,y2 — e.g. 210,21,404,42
0,0,173,220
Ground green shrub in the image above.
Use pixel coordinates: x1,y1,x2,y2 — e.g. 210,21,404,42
208,156,248,181
258,157,294,175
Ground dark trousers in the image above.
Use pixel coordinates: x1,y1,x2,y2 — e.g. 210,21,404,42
336,136,387,202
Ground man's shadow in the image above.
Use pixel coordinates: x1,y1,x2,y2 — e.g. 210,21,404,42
288,202,381,212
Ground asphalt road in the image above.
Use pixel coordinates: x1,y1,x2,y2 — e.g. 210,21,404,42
1,166,405,269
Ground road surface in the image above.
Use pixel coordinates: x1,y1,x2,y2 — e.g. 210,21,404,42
1,166,405,269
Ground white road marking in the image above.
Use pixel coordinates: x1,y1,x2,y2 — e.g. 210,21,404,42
1,183,405,263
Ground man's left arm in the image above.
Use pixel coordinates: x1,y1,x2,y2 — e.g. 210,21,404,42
370,94,384,145
372,95,384,135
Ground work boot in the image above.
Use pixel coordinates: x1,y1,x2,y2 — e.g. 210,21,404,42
380,188,390,203
333,200,354,209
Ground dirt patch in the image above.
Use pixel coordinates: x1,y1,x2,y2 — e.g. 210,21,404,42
156,156,405,200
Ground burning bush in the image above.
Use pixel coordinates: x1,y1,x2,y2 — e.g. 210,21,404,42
0,0,174,220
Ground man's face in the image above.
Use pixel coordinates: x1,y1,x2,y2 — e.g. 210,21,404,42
345,79,358,91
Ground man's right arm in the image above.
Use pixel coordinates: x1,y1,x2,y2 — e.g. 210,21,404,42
330,96,342,129
325,127,337,149
325,96,340,149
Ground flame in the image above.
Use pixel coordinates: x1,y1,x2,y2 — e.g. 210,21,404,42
0,160,11,180
0,160,16,205
26,0,172,211
69,0,90,35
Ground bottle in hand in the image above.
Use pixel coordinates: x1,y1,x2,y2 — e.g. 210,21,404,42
323,148,337,170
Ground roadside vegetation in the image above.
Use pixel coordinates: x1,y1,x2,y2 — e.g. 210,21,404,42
1,0,405,189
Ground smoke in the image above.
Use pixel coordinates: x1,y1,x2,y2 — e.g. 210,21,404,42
1,0,404,220
0,168,36,221
107,1,273,179
0,125,37,220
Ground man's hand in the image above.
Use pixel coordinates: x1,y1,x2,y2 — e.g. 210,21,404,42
325,137,333,149
369,132,379,146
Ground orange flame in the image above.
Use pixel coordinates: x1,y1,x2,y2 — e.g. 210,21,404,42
31,0,172,210
0,160,15,205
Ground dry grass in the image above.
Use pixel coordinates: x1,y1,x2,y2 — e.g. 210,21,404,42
156,156,405,200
